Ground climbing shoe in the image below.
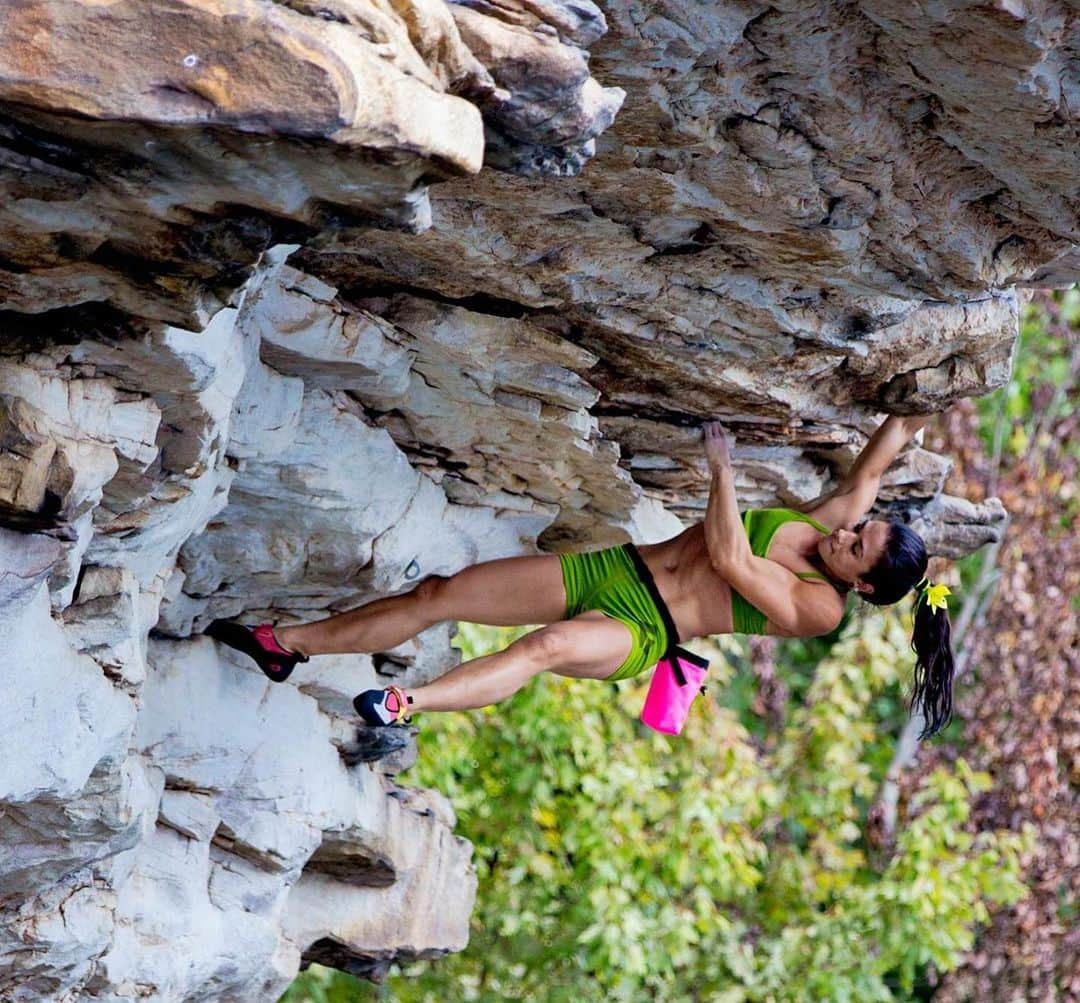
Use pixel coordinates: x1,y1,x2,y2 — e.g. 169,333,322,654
354,685,413,726
205,621,309,683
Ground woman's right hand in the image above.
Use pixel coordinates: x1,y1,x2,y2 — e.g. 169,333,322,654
703,420,733,473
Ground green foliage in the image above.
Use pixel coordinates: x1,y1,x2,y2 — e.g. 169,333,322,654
974,287,1078,459
396,624,773,1002
285,616,1030,1003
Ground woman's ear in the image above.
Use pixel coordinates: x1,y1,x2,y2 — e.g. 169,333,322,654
854,579,875,596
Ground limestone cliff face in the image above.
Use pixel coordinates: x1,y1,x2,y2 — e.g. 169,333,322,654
0,1,1076,999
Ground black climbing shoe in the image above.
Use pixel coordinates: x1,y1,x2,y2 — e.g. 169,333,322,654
353,685,413,726
205,621,309,683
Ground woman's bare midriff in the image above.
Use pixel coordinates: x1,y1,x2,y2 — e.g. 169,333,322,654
637,523,736,641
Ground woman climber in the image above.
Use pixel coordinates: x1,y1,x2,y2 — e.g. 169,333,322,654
207,414,956,738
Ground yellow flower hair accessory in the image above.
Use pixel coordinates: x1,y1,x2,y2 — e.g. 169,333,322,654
925,582,951,612
914,577,951,613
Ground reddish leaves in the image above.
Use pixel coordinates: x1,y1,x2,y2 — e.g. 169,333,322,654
913,293,1078,1002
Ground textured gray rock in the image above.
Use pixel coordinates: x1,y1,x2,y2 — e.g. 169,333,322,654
0,0,622,325
0,527,60,612
1,0,1077,999
0,282,492,997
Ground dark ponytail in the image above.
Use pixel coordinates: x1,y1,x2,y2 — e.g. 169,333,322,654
908,590,954,739
859,521,956,739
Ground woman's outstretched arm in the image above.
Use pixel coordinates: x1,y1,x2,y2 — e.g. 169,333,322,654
703,422,841,637
702,421,752,567
800,414,934,530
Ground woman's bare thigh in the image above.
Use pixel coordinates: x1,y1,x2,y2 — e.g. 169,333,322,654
440,553,569,627
548,612,635,681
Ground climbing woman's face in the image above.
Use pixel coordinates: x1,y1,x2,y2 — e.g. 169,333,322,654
818,519,890,592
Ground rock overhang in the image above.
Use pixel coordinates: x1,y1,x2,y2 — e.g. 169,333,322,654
2,1,1078,999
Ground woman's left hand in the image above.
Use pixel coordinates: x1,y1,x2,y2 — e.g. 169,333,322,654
703,420,733,472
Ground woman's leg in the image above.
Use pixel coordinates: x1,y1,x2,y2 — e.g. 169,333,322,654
405,612,633,713
276,553,570,657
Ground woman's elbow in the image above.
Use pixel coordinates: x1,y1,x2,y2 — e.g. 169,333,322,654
709,549,748,581
708,553,731,577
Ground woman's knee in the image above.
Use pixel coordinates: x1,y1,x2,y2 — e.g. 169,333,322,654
414,574,450,603
410,574,452,622
515,625,575,669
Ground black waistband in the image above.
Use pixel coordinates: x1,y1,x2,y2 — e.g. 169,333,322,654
621,542,682,652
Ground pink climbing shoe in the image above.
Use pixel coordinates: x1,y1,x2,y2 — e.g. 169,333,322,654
205,621,309,682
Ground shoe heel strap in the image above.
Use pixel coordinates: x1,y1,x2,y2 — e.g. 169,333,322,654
386,685,413,723
254,624,307,661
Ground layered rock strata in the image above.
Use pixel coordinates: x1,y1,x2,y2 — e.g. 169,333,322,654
0,0,623,324
1,0,1078,1000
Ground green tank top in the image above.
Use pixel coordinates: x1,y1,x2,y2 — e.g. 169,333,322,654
729,508,831,635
